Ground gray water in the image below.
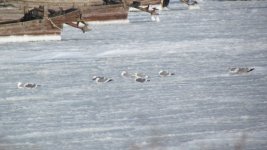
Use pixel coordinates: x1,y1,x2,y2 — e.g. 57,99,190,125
1,1,267,150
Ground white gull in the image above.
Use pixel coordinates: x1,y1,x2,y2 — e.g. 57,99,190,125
92,76,113,83
229,67,255,75
133,72,149,79
17,82,41,89
121,71,132,78
159,70,175,77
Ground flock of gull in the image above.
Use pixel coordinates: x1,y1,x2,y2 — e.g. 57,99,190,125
17,67,255,89
13,0,206,89
92,70,175,83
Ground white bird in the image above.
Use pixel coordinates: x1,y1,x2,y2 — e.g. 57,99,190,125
17,82,40,89
159,70,175,77
121,71,150,82
121,71,138,80
147,7,160,22
121,71,132,78
133,72,150,83
133,72,149,79
229,67,255,75
92,76,113,83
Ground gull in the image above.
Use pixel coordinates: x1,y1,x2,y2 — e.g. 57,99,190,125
133,72,150,83
159,70,175,77
92,76,113,83
181,0,200,10
121,71,132,78
121,71,150,82
133,72,149,79
150,7,159,16
188,1,200,10
150,8,160,22
17,82,41,89
121,71,137,79
229,67,255,75
135,77,150,83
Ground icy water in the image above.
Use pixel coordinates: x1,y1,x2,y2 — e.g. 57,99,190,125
1,1,267,150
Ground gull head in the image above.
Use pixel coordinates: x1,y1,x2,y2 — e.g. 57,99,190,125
17,82,23,88
92,76,99,80
121,71,129,77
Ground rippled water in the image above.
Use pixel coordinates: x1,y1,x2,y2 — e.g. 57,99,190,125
0,1,267,150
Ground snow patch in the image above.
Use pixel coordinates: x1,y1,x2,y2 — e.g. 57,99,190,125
0,35,61,44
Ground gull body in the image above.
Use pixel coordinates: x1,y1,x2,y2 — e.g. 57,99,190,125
135,77,150,83
181,0,200,9
133,72,149,79
188,1,200,10
159,70,175,77
92,76,113,83
121,71,131,78
229,67,255,75
17,82,40,89
121,71,137,79
121,71,150,82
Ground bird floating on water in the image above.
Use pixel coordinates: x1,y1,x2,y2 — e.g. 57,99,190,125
229,67,255,75
133,72,149,79
135,77,150,83
181,0,200,10
121,71,150,83
159,70,175,77
17,82,40,89
133,72,150,83
121,71,132,78
121,71,150,79
92,76,113,83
